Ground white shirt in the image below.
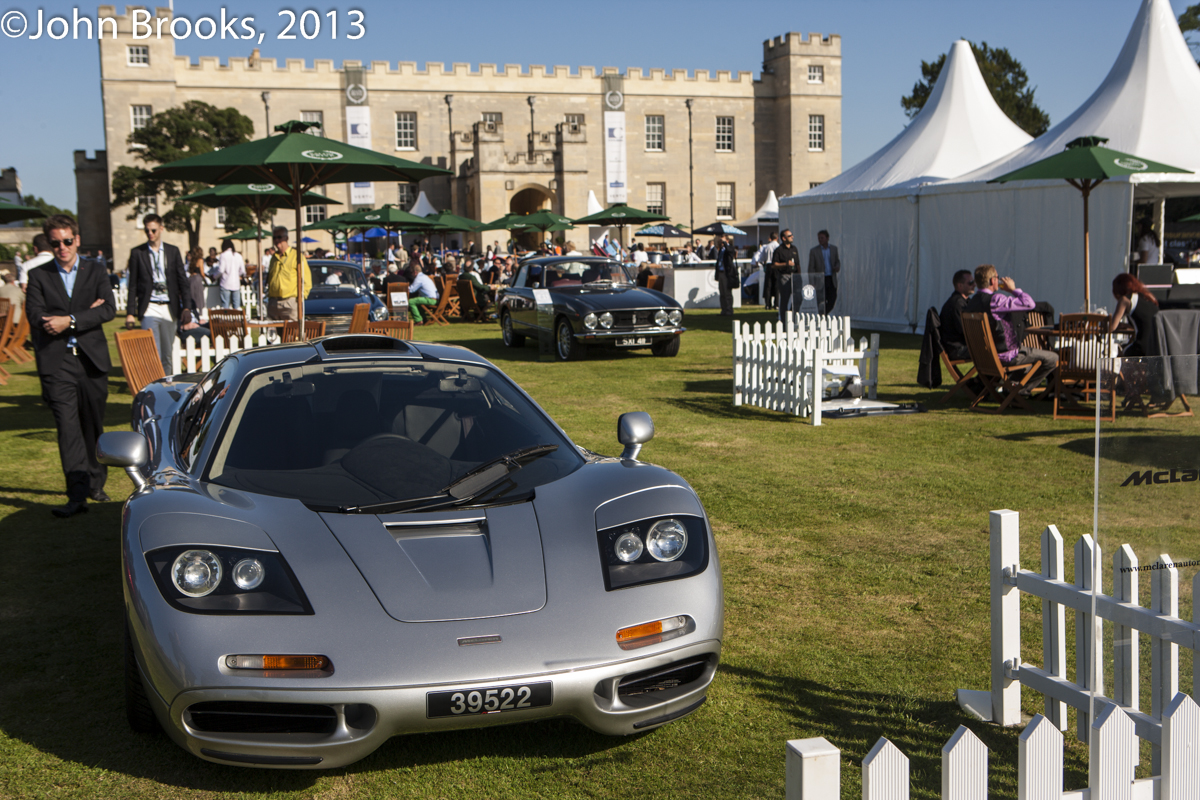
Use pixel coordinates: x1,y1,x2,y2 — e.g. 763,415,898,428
1138,235,1160,266
18,250,54,286
212,249,246,290
755,240,779,265
632,250,649,264
410,272,439,300
684,252,701,264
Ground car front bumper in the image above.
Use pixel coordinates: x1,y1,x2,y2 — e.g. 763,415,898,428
577,326,685,344
154,640,719,769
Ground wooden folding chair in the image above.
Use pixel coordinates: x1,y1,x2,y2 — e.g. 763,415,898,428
115,328,165,394
440,275,461,318
1021,309,1049,351
281,320,326,342
1052,314,1115,421
0,300,11,384
456,280,488,322
208,307,248,345
348,302,371,333
424,289,452,326
961,312,1042,412
365,320,415,340
646,275,665,292
938,349,979,404
3,309,32,363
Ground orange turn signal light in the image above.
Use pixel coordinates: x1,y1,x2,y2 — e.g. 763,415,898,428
616,616,689,650
225,654,330,670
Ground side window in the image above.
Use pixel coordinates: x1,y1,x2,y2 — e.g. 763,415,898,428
513,265,528,288
524,266,544,289
177,358,239,471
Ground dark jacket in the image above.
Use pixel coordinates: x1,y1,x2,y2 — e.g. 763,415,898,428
918,306,944,389
772,243,801,274
713,244,737,281
25,258,116,376
125,241,193,321
939,292,970,361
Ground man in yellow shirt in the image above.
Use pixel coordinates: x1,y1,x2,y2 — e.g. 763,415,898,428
266,226,312,321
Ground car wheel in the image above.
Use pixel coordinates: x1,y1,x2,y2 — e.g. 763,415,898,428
125,624,160,734
556,318,583,361
501,311,526,348
651,336,681,357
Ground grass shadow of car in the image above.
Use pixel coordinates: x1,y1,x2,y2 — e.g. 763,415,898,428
0,500,645,790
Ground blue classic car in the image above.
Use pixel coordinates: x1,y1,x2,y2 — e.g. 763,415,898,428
304,260,388,333
497,257,685,360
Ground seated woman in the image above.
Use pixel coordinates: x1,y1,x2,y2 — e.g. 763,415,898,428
1108,272,1159,357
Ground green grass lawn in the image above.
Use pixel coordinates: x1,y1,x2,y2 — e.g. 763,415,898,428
0,308,1194,799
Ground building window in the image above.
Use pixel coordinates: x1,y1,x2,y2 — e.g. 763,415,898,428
564,113,585,132
809,182,824,190
645,115,664,152
135,194,157,228
481,112,503,125
301,111,324,137
646,183,665,216
215,207,227,228
716,183,734,219
127,45,149,66
716,116,734,152
395,111,417,150
397,183,416,211
131,105,152,131
808,65,824,84
305,204,328,225
808,115,825,152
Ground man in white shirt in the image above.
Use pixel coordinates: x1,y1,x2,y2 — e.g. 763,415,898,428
210,239,246,308
19,234,55,292
631,243,649,265
755,232,780,309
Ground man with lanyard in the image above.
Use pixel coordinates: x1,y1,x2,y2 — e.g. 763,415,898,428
125,213,192,374
26,214,115,517
771,229,801,321
265,225,312,321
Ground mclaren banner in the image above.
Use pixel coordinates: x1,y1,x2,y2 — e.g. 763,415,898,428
344,67,375,206
603,75,626,205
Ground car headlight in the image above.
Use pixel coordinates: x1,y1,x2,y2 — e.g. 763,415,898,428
147,546,312,614
371,305,389,321
668,309,683,325
584,312,598,330
599,312,614,329
597,515,708,590
654,309,669,327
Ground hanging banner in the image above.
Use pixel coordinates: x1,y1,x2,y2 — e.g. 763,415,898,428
344,68,375,206
602,75,626,205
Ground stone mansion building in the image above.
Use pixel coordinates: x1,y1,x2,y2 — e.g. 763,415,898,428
84,5,841,259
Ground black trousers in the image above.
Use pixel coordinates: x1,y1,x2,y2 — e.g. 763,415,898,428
776,274,793,320
40,354,108,502
762,266,778,308
716,270,735,315
824,276,838,315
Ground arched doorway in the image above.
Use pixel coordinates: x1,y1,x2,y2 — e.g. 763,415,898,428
510,185,554,249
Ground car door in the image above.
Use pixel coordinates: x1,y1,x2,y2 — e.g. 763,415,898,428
506,264,539,333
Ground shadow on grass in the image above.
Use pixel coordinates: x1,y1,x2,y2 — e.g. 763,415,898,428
0,500,634,792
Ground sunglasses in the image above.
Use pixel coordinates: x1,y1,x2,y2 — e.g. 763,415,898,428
50,237,75,248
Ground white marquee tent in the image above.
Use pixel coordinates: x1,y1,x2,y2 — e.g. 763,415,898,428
781,0,1200,331
780,39,1033,330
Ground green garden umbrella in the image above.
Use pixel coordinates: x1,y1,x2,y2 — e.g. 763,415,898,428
152,120,450,334
991,136,1191,309
571,203,669,250
178,183,340,317
422,210,481,259
478,212,531,232
225,226,273,240
0,199,43,225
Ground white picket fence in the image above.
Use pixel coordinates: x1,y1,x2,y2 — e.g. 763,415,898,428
114,284,259,320
786,694,1200,799
732,312,879,425
955,509,1200,776
169,332,274,375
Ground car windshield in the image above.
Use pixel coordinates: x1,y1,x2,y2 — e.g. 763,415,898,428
529,260,634,289
308,263,370,296
205,361,583,509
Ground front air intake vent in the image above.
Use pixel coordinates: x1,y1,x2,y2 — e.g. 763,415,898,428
617,657,708,697
186,701,337,734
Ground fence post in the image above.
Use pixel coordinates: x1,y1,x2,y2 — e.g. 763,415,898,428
1112,545,1139,716
941,725,987,800
170,337,182,375
1162,692,1200,800
1074,534,1103,743
1150,554,1179,773
1089,702,1135,799
784,738,840,800
863,738,908,800
1041,525,1067,730
733,323,743,407
811,348,823,427
1018,714,1063,800
990,509,1021,726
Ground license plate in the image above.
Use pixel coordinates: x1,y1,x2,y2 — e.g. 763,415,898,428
427,681,552,718
617,336,650,347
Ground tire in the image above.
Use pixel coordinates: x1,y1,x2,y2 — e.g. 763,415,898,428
501,311,526,348
556,318,584,361
651,336,681,357
125,624,160,734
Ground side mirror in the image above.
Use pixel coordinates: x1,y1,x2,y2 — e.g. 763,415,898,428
97,431,150,490
617,412,654,461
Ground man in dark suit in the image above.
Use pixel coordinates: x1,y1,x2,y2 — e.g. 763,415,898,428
26,214,116,518
807,229,841,314
713,232,737,316
125,213,193,374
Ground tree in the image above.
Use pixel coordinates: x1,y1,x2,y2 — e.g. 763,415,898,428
16,194,73,229
1180,4,1200,65
111,101,255,251
901,41,1050,137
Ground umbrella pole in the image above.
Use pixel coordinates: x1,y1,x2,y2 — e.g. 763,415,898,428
255,209,264,320
1083,185,1091,311
295,182,306,339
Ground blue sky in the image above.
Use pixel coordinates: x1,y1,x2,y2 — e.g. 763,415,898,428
0,0,1194,211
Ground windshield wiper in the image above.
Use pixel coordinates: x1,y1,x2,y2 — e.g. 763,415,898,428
338,444,558,514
